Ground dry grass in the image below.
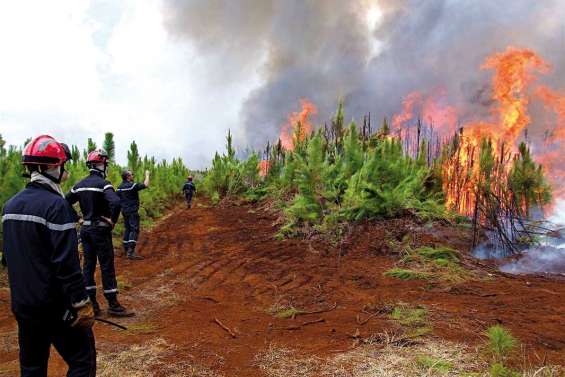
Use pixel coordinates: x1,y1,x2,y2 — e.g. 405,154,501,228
255,340,564,377
256,339,486,377
97,338,219,377
0,329,18,353
125,322,160,334
135,282,182,309
116,275,133,291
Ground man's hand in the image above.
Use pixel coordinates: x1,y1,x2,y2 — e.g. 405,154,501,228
71,301,95,328
101,216,114,229
144,170,150,187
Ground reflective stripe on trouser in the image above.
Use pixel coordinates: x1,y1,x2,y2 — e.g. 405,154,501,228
80,226,118,301
122,213,140,251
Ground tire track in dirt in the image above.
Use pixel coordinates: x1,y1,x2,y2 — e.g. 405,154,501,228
1,201,564,376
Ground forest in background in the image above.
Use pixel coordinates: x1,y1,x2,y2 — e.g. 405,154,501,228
0,132,190,247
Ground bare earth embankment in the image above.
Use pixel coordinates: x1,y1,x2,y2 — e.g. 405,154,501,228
1,201,564,376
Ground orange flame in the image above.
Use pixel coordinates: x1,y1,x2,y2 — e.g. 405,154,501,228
258,160,270,177
391,89,458,138
279,99,318,151
478,47,550,143
393,47,563,215
392,91,422,131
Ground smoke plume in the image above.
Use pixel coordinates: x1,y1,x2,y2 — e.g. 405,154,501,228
163,0,565,149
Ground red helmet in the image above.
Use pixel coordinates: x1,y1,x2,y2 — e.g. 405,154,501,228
87,149,109,165
22,135,69,167
187,175,193,180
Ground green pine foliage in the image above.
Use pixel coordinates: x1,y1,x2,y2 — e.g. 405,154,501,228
0,135,189,246
202,130,260,203
508,142,552,217
203,103,553,242
103,132,116,162
204,106,452,238
342,137,438,221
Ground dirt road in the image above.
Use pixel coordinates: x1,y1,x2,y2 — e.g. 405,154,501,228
1,202,564,376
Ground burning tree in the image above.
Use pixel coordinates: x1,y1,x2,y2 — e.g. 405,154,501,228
204,46,562,253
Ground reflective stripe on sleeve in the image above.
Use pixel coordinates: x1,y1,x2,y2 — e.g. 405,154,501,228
1,214,76,231
103,184,114,191
116,183,137,192
70,187,104,194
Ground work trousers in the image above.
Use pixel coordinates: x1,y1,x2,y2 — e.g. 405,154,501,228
122,213,140,251
80,226,118,302
185,193,193,207
17,317,96,377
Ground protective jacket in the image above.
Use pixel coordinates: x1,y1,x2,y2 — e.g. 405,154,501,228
183,181,196,196
66,170,121,224
1,182,88,320
116,181,147,215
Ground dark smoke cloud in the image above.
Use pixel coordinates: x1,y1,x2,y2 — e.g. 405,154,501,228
163,0,565,148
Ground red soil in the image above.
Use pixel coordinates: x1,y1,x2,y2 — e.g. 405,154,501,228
0,201,564,375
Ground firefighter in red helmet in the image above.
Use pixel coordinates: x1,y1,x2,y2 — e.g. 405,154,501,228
2,135,96,376
67,149,134,318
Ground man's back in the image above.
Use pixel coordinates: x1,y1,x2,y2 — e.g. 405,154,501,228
67,171,120,224
2,183,84,319
117,181,147,215
183,181,196,194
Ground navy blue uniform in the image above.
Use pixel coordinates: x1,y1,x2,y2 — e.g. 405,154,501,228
66,170,121,303
116,181,147,252
182,181,196,207
2,182,96,376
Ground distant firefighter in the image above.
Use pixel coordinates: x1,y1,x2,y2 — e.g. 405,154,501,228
117,169,150,260
182,175,197,208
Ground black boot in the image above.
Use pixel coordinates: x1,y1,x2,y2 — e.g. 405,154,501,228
127,247,144,260
107,296,135,317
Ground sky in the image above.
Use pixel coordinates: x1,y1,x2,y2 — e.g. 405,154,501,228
1,0,564,172
0,0,262,169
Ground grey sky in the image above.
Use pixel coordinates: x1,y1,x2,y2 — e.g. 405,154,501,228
1,0,564,174
0,0,260,169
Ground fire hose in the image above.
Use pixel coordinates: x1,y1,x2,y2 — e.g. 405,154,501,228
64,309,128,330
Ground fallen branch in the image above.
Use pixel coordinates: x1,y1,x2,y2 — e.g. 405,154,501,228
194,296,219,304
213,318,237,338
293,302,338,318
273,318,326,331
356,312,378,325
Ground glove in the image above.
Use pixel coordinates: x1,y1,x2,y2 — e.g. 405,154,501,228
71,301,95,328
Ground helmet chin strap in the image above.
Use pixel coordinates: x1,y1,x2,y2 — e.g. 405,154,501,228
40,165,65,184
89,163,108,178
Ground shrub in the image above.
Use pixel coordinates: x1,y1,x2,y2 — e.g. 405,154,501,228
384,268,431,280
487,325,517,362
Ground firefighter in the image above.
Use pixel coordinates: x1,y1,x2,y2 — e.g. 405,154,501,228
182,175,196,208
117,169,150,260
67,149,134,317
2,135,96,376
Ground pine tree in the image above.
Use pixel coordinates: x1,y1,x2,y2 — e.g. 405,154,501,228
87,138,97,153
127,141,141,175
508,142,551,217
68,145,79,163
103,132,115,161
226,129,235,161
